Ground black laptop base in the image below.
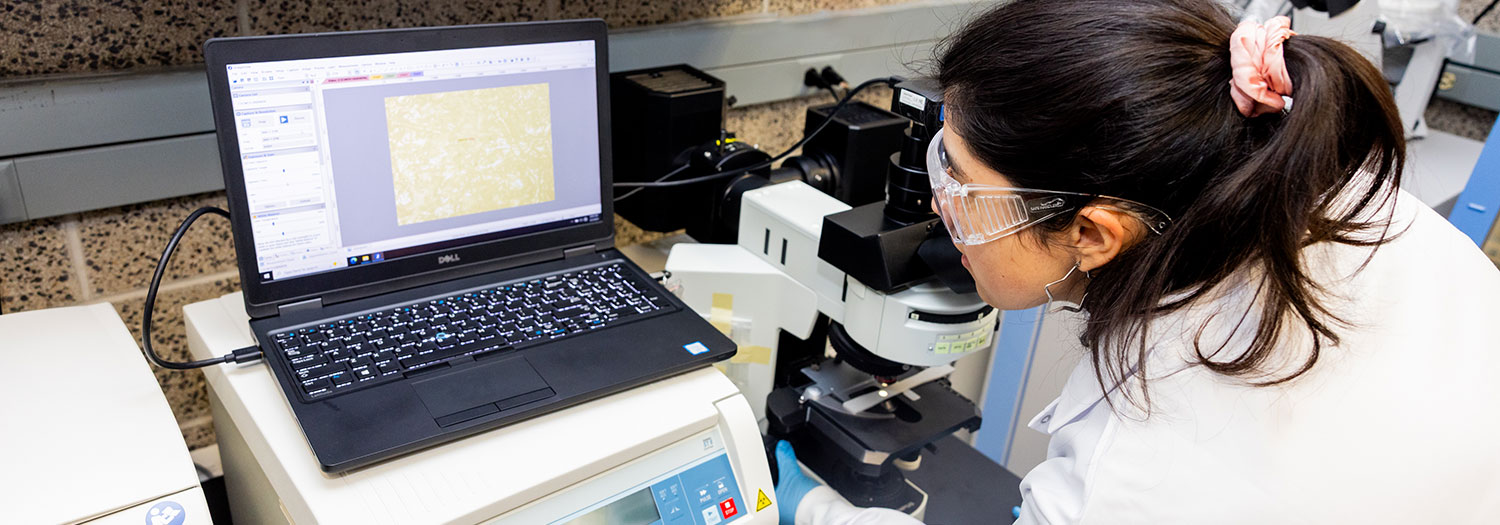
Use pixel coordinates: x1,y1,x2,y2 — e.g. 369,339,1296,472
251,250,736,472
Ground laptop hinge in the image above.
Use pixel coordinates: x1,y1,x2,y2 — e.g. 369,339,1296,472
563,245,595,259
277,297,323,317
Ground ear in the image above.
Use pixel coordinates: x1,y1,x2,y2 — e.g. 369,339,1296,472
1065,207,1137,273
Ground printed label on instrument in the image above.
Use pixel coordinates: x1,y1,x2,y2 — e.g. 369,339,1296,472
899,89,926,110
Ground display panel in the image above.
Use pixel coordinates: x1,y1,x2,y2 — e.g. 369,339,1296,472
385,83,556,226
222,40,603,283
554,453,746,525
562,488,661,525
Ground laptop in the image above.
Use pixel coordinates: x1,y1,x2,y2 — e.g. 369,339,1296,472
203,20,735,473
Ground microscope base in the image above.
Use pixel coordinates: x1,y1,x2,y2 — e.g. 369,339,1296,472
765,377,980,517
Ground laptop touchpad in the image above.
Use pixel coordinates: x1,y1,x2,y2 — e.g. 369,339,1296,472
410,357,553,422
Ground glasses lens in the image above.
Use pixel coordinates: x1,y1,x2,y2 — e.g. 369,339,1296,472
950,193,1030,244
926,129,965,244
935,192,963,243
926,128,948,191
924,127,1134,246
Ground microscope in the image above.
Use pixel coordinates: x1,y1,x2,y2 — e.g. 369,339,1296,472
612,65,999,518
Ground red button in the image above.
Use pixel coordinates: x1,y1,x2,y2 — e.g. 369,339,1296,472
719,498,738,518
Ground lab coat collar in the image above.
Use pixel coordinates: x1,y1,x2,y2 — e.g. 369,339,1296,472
1027,274,1257,435
1028,357,1113,434
1026,183,1404,437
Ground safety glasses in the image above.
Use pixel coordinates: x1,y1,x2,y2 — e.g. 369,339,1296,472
926,127,1172,246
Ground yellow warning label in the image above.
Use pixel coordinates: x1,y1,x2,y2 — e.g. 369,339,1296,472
756,489,773,512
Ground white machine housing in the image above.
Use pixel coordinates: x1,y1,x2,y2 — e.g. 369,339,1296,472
0,303,212,525
184,293,777,525
1291,0,1457,138
665,181,998,421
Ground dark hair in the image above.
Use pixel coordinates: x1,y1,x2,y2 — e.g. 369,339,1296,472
937,0,1404,405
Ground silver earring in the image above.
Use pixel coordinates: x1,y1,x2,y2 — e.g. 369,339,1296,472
1044,263,1091,313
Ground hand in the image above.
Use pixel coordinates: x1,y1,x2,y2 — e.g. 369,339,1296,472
774,440,823,525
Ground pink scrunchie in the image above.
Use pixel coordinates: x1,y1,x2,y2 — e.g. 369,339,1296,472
1228,16,1295,118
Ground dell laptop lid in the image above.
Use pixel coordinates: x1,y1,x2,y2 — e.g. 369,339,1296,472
205,21,615,319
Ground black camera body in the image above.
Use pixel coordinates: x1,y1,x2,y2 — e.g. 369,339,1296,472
609,67,971,293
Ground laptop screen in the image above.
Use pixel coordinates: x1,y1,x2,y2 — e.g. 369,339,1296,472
223,40,603,283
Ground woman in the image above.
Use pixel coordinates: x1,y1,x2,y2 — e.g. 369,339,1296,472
773,0,1500,523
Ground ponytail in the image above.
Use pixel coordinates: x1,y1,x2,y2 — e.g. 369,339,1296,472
938,0,1406,408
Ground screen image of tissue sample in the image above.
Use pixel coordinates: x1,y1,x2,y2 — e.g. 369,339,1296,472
385,83,555,226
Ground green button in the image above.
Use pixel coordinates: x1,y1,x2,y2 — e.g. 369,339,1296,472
935,342,951,354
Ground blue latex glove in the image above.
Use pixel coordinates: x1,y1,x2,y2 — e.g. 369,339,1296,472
774,440,823,525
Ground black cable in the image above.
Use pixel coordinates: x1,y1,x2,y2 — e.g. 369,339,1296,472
818,66,848,102
614,163,690,202
804,68,841,102
613,76,901,190
142,205,263,369
1475,0,1499,24
821,86,841,102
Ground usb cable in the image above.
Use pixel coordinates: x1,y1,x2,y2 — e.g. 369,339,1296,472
141,205,263,369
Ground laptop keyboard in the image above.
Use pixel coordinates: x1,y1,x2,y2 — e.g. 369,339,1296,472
268,263,671,399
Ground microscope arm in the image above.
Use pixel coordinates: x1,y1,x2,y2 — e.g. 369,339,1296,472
665,243,820,421
666,243,819,341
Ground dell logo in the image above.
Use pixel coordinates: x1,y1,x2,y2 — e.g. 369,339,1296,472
437,253,462,264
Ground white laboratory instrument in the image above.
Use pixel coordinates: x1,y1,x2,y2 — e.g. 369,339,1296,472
0,303,211,525
1289,0,1474,138
664,180,1000,518
666,181,997,423
184,292,776,525
1288,0,1487,212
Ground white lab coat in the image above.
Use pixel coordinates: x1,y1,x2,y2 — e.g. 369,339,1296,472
795,190,1500,524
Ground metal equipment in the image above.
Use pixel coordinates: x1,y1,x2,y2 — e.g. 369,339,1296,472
1284,0,1476,138
185,292,777,525
614,66,999,518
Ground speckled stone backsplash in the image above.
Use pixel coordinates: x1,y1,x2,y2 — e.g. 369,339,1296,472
1,0,1497,455
0,0,769,77
0,0,917,452
0,1,238,76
